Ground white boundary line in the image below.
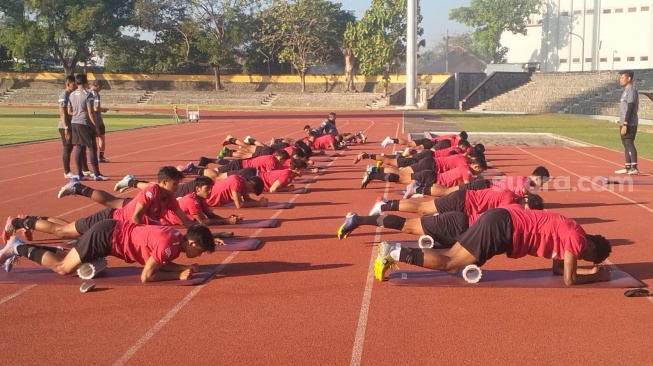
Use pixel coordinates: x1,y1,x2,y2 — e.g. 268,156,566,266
516,146,653,303
0,285,37,305
350,117,401,366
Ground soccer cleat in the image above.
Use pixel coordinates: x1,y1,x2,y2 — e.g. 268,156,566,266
369,196,387,216
411,194,424,199
401,147,411,157
98,156,110,163
2,216,17,244
404,182,419,199
0,237,25,272
366,164,374,174
628,168,640,176
359,132,367,144
381,136,393,148
83,170,93,177
217,147,230,159
353,152,365,164
57,178,80,198
244,136,254,145
63,172,76,179
337,212,358,240
178,162,196,174
361,172,372,189
374,241,398,281
114,174,135,193
93,174,110,181
614,168,629,174
223,134,233,146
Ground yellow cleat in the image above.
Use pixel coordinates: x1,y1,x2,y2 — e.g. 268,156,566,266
374,241,398,281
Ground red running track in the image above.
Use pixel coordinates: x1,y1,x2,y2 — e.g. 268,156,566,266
1,111,653,365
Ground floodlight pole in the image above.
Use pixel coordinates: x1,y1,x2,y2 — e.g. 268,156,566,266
404,0,418,108
570,32,584,72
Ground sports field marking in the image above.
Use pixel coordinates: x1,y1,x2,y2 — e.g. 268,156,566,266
516,146,653,304
0,285,37,306
112,144,349,365
350,117,400,366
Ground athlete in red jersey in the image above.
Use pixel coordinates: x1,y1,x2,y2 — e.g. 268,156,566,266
437,166,551,198
1,220,217,283
373,207,612,285
257,159,308,192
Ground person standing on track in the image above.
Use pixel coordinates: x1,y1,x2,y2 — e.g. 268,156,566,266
58,76,76,178
68,73,108,181
90,80,110,163
615,70,639,175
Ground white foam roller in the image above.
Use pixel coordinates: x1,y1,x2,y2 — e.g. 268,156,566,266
77,257,108,280
462,264,483,284
418,235,434,249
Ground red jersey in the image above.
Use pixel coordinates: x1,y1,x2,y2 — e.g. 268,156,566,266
430,134,457,145
311,134,335,150
242,155,278,172
435,154,467,173
436,166,471,187
464,189,518,225
489,176,528,197
506,208,587,260
434,146,462,158
207,175,246,206
258,169,293,191
112,185,180,225
160,193,209,226
111,221,182,265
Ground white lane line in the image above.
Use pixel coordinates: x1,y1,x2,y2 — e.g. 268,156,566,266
0,285,37,306
350,117,401,366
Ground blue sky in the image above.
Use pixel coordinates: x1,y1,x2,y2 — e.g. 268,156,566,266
337,0,472,50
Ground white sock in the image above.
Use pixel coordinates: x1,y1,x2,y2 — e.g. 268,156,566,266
390,246,401,261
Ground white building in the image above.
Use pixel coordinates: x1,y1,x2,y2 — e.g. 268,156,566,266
502,0,653,72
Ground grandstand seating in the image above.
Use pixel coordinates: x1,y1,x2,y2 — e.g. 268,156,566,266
469,70,653,119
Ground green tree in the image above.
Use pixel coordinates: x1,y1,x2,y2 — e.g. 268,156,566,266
344,0,423,95
257,0,352,92
449,0,540,63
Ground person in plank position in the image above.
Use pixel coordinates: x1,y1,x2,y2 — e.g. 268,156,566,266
3,167,195,240
0,220,216,282
336,193,543,246
373,207,612,285
57,176,243,227
354,140,476,166
381,131,468,151
437,166,551,198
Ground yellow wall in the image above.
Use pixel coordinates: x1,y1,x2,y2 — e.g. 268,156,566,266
0,72,450,84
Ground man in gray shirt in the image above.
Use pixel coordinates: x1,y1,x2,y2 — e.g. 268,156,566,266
68,73,108,181
58,76,76,178
615,70,639,175
90,80,109,163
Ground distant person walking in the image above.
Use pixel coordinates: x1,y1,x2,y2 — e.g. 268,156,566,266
615,70,639,175
58,76,76,178
90,80,110,163
69,74,108,181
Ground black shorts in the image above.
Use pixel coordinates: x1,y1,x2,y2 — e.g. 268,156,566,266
396,156,418,168
59,128,72,146
229,167,257,179
459,179,491,191
433,140,452,150
74,208,115,236
420,212,469,248
409,157,435,173
270,142,290,151
621,125,638,141
434,189,465,214
456,208,513,266
414,150,434,161
217,159,242,173
411,170,436,186
97,122,106,136
74,219,116,263
176,181,195,198
413,138,434,150
71,123,94,146
253,146,275,157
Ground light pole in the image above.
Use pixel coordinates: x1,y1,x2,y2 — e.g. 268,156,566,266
404,0,417,108
258,50,271,78
570,32,584,72
612,50,617,71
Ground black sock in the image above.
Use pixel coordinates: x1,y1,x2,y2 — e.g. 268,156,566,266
392,138,399,144
74,184,94,198
190,167,204,175
198,157,210,167
16,244,50,264
631,163,637,169
127,179,140,188
381,199,400,211
369,154,377,160
99,151,105,159
384,173,400,183
248,138,257,145
362,153,371,159
224,149,233,157
14,216,33,230
378,214,406,230
369,172,385,181
399,248,424,266
228,137,236,144
352,215,380,227
420,186,432,195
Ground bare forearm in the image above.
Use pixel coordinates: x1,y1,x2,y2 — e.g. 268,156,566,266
159,263,187,272
141,270,183,282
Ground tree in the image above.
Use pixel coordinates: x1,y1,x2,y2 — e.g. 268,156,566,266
449,0,540,63
257,0,352,93
344,0,423,95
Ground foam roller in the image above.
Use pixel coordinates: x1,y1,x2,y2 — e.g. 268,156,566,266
77,257,108,280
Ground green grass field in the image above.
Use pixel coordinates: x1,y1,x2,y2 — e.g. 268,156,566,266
442,112,653,159
0,108,174,146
